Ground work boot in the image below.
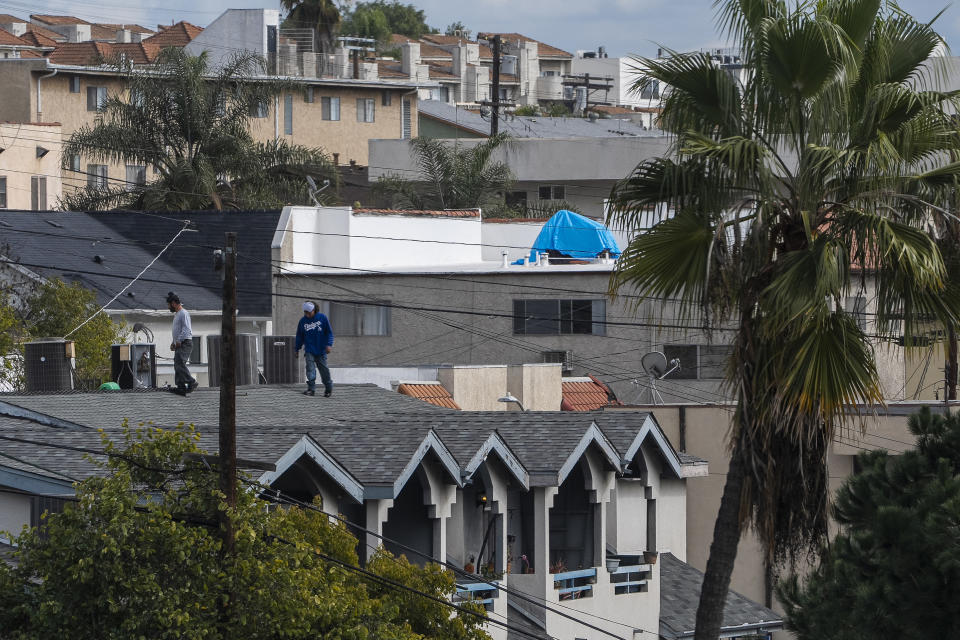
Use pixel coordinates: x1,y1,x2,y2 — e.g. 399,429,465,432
303,389,315,396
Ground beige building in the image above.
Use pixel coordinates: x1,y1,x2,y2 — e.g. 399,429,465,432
0,121,62,210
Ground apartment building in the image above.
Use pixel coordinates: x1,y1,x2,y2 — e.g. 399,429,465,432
0,122,62,210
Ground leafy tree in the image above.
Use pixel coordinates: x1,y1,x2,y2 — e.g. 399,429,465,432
374,134,514,210
512,105,538,116
62,48,336,212
778,408,960,639
606,1,960,638
0,423,491,640
280,0,342,53
0,277,126,390
444,21,471,40
341,1,434,44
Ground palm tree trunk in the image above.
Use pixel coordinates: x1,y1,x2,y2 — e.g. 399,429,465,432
693,441,746,640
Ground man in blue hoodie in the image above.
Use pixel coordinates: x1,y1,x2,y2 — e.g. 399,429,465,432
295,301,334,397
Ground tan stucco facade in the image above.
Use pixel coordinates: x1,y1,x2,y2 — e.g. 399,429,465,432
0,122,63,210
0,61,420,209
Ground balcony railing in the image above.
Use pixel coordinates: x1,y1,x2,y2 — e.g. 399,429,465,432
455,581,499,610
610,564,651,595
552,568,596,600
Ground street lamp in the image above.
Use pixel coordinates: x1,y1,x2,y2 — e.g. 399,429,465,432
497,393,526,412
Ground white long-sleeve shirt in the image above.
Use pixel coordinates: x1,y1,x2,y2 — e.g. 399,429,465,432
172,308,193,342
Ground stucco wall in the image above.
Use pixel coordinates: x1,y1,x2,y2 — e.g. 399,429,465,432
0,123,63,210
0,492,31,539
185,9,279,71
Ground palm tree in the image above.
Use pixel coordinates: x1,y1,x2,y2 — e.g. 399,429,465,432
373,133,515,210
62,48,336,211
607,2,960,639
280,0,341,54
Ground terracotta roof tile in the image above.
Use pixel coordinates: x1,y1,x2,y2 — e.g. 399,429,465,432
487,33,572,58
96,23,154,35
0,28,27,45
18,30,57,47
143,21,202,48
17,49,42,57
31,15,91,26
354,208,480,218
377,60,407,78
427,63,458,79
421,34,467,46
23,24,65,43
561,375,621,411
47,41,157,65
0,14,26,23
396,383,460,410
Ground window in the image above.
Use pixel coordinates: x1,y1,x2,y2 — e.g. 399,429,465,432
189,336,203,364
305,86,315,103
69,154,81,172
250,99,268,118
539,185,566,200
0,176,6,208
439,86,450,102
513,299,606,335
356,98,375,123
129,87,143,107
381,90,392,106
321,96,340,121
69,76,80,93
401,98,412,139
87,164,108,189
662,344,732,379
283,94,293,135
30,176,47,211
845,296,867,331
125,165,146,190
86,86,107,111
320,301,390,336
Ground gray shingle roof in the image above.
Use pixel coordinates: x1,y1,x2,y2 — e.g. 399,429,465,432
0,210,280,315
659,552,783,639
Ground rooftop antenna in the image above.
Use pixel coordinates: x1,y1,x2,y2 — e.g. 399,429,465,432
306,175,331,207
637,351,680,405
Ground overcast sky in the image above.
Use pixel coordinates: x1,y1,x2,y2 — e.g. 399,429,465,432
15,0,960,59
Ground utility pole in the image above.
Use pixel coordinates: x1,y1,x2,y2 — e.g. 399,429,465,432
490,35,501,136
218,232,238,555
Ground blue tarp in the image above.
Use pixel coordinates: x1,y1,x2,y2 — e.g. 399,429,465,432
525,210,621,263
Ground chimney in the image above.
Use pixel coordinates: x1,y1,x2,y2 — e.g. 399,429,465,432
401,42,420,78
116,28,131,43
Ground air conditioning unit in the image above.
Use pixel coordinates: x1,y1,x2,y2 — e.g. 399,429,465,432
542,350,574,375
24,338,74,392
111,343,157,389
206,334,259,387
262,336,304,384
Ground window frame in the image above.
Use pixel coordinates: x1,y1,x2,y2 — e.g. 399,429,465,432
69,75,80,93
30,176,47,211
319,300,391,337
321,96,340,121
283,93,293,134
662,344,732,380
87,164,108,190
0,176,7,209
86,86,107,111
356,97,375,123
125,164,146,191
381,90,392,106
513,299,606,336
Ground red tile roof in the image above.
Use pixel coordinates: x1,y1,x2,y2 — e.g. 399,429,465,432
397,382,460,409
18,30,58,47
31,14,91,26
561,375,621,411
143,21,202,48
24,24,65,43
354,208,480,218
421,34,467,46
0,14,26,23
47,41,159,65
0,28,27,45
487,33,572,58
427,63,458,79
377,60,407,78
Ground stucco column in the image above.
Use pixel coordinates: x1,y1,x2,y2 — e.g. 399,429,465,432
420,464,457,563
534,486,558,574
364,498,393,563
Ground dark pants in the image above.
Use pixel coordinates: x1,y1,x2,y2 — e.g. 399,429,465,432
304,351,332,392
174,339,197,389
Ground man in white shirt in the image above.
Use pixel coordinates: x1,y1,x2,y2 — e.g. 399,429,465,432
167,291,198,396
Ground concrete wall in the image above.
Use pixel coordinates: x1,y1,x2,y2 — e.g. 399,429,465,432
439,365,509,411
0,123,62,210
186,9,280,70
506,363,563,411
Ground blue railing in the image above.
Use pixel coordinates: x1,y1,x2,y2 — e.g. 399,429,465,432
455,581,499,608
552,568,596,599
611,564,650,595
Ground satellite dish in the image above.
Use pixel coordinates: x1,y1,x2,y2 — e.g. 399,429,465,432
306,175,318,190
637,351,680,405
305,175,331,207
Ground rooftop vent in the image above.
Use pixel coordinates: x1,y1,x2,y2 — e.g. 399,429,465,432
24,338,74,392
207,334,259,387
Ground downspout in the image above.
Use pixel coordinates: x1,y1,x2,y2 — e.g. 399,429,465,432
274,95,280,142
401,88,417,139
37,67,58,120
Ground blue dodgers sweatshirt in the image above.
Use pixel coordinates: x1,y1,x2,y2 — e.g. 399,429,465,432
295,313,335,355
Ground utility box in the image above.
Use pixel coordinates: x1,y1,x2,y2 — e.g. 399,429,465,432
111,343,157,389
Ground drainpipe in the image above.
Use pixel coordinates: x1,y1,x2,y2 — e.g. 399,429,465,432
274,95,280,142
37,67,58,120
